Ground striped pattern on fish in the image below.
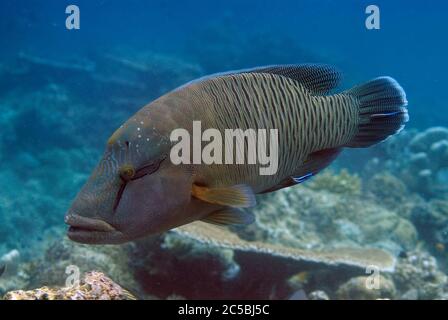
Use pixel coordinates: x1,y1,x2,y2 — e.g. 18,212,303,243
156,70,366,192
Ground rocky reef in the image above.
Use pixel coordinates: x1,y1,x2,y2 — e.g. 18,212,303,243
363,127,448,199
3,271,136,300
239,175,417,256
3,217,447,300
0,237,141,298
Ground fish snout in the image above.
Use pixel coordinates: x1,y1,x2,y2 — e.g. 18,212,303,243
65,212,124,244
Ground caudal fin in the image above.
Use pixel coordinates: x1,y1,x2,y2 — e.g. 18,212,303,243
345,76,408,148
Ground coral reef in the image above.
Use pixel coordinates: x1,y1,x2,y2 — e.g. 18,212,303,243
411,199,448,255
130,232,243,299
1,44,447,300
3,271,136,300
26,238,138,291
307,169,362,196
406,127,448,197
393,250,448,299
365,173,411,212
239,183,418,255
174,222,396,272
363,127,448,198
2,201,447,300
126,222,394,299
0,238,140,297
336,275,396,300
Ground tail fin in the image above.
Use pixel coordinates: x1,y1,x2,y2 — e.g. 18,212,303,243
345,76,408,148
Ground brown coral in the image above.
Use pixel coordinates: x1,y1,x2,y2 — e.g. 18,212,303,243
3,271,136,300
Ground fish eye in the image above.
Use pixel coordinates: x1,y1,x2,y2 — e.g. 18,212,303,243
119,165,135,181
113,159,163,212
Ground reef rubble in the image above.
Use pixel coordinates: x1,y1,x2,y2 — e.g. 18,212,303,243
3,271,136,300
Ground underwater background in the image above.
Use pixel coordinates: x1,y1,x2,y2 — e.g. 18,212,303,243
1,0,447,299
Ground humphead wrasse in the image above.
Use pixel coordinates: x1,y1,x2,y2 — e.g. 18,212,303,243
65,64,408,244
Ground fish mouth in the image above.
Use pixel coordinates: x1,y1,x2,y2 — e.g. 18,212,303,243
65,214,124,244
65,214,116,232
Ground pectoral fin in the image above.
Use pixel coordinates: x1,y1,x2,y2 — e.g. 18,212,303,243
201,208,255,226
192,184,256,208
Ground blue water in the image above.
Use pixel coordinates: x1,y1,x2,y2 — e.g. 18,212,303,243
2,0,447,128
0,0,447,299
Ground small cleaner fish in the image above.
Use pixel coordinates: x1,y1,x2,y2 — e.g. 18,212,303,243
65,64,408,244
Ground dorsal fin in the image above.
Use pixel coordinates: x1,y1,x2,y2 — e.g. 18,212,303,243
179,64,342,95
242,64,342,95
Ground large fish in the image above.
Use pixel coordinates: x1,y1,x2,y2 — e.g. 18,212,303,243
65,64,408,244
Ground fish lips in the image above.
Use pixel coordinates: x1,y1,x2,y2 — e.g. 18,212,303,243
65,214,125,244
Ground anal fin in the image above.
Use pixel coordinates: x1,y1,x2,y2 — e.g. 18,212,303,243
201,208,255,226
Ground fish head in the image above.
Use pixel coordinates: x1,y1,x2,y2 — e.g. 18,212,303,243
65,118,202,244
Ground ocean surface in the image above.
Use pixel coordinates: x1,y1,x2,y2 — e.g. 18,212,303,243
0,0,447,300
